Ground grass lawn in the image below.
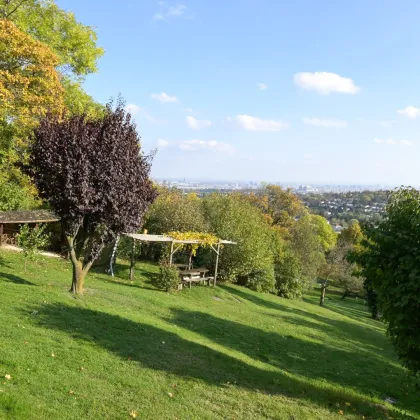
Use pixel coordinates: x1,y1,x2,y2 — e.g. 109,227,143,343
0,250,419,419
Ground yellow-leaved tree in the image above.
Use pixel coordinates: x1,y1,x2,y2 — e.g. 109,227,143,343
0,18,64,209
0,18,64,143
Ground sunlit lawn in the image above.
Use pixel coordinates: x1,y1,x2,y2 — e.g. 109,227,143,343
0,250,418,419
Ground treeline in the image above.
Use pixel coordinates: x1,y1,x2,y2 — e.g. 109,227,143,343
133,185,364,299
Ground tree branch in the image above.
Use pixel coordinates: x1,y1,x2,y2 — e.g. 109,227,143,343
5,0,29,18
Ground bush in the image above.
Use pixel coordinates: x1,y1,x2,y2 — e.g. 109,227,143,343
155,263,180,292
275,250,306,299
245,267,275,293
16,224,50,270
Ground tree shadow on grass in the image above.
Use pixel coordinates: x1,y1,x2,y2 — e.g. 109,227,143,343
219,284,289,312
0,272,36,286
33,303,417,419
92,263,159,291
222,284,384,334
169,310,413,401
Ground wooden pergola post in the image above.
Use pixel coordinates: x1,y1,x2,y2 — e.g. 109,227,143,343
129,237,136,281
213,242,221,286
0,223,3,247
169,241,174,265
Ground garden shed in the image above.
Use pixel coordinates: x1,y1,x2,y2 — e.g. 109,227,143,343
0,210,59,246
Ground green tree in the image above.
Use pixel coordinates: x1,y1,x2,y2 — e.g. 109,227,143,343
355,187,420,375
248,185,307,228
290,215,325,286
310,215,337,251
274,247,304,299
145,188,207,234
203,193,275,292
341,220,363,246
1,0,103,78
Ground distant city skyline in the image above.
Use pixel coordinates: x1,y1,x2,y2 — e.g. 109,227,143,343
58,0,420,185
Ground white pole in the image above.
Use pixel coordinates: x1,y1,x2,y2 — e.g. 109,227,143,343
214,242,221,286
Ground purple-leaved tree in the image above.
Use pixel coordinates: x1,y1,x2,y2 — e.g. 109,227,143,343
29,100,157,294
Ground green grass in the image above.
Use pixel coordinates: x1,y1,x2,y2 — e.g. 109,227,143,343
0,250,419,420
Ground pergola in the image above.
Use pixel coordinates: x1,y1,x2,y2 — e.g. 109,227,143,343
118,233,236,286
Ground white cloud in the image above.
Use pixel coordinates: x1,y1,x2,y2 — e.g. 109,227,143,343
293,72,360,95
157,138,169,148
397,106,420,119
167,3,187,17
186,116,212,130
179,139,234,154
228,114,289,132
153,2,190,22
303,118,347,128
374,138,413,146
185,107,194,113
257,82,268,91
151,92,179,103
125,104,141,115
124,103,165,124
303,153,313,159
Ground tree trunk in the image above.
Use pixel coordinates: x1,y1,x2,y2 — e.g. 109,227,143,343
70,262,85,294
320,285,327,306
341,289,350,300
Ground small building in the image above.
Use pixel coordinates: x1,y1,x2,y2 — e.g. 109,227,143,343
0,210,60,246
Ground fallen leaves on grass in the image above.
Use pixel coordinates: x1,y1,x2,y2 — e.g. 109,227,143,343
4,375,11,380
168,392,174,398
129,411,138,418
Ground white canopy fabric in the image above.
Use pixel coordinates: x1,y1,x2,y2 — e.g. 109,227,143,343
124,233,236,245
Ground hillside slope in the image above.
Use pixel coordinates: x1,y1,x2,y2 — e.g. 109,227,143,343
0,250,418,419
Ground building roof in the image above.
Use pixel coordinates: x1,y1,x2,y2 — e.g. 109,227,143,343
0,210,60,224
124,233,236,245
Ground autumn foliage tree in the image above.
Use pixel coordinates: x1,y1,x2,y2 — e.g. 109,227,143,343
0,18,64,209
0,18,64,143
28,101,156,294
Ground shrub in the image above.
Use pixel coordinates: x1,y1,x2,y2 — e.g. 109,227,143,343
156,263,180,292
17,224,50,271
275,250,305,299
245,267,275,293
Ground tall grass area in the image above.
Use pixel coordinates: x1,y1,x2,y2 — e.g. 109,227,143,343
0,250,418,419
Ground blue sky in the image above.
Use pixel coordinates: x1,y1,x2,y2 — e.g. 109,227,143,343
58,0,420,185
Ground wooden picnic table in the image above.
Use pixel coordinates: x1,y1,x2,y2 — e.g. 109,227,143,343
179,268,213,288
